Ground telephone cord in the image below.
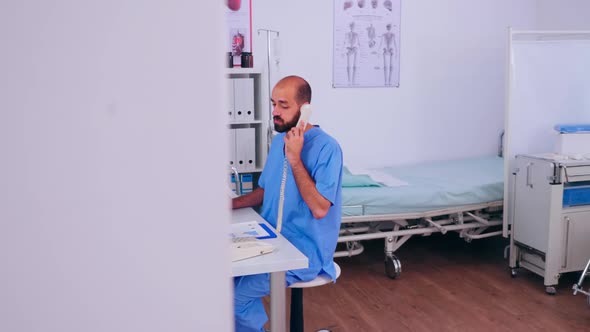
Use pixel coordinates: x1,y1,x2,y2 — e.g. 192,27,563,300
276,158,288,233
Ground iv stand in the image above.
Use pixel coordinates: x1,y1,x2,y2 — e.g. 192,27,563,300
257,28,279,153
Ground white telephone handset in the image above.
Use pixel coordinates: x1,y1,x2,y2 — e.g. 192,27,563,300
296,104,312,128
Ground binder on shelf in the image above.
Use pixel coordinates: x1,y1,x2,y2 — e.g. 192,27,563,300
234,78,255,122
235,128,256,172
229,173,238,193
229,129,237,168
227,79,235,122
229,173,254,194
240,173,254,194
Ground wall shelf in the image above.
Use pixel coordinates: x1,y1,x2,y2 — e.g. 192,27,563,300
226,67,262,75
227,68,269,180
228,120,263,125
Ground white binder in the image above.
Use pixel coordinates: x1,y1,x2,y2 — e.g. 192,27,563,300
235,128,256,172
229,128,237,168
227,79,236,122
234,78,255,122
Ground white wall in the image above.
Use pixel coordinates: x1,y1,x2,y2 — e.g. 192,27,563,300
252,0,537,167
0,2,231,332
536,0,590,30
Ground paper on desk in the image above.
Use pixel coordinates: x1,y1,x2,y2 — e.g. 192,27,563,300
230,221,276,239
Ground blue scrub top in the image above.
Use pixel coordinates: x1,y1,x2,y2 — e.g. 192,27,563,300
258,126,343,282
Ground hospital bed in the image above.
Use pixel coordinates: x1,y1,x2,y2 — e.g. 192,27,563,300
337,156,504,279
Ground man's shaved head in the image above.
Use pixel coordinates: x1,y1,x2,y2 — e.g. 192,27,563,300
275,75,312,105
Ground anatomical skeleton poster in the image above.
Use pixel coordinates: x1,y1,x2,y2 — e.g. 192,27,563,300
226,0,252,67
333,0,401,88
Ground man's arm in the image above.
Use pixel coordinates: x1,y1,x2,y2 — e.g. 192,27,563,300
284,126,331,219
232,187,264,209
289,159,331,219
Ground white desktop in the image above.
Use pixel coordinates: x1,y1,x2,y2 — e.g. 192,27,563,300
230,202,308,332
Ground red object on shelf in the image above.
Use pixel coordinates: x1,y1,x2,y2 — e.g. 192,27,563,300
227,0,241,11
226,0,251,67
232,31,245,56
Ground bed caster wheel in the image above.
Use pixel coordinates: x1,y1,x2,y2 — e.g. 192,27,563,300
510,269,517,278
545,286,557,295
384,254,401,279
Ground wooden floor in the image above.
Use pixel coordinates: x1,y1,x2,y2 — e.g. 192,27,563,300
267,234,590,332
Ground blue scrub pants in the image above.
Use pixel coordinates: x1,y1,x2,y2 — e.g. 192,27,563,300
234,272,300,332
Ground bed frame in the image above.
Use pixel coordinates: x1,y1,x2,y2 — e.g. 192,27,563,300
336,200,503,279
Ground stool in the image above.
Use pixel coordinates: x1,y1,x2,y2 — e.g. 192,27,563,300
288,262,341,332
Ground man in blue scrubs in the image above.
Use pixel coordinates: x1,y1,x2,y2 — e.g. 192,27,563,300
232,75,343,332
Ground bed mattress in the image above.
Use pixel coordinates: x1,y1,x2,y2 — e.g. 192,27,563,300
342,156,504,216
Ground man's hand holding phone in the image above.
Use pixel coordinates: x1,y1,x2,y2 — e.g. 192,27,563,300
285,104,312,164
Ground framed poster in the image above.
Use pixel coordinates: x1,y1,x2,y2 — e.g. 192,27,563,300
225,0,253,67
333,0,401,88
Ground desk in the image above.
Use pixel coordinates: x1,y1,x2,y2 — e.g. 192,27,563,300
231,207,308,332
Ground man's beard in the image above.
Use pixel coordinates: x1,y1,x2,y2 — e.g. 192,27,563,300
273,113,300,133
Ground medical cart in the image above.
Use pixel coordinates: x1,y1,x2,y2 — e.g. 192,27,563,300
509,153,590,294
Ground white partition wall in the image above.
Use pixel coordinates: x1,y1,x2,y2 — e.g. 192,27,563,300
0,2,231,332
503,30,590,236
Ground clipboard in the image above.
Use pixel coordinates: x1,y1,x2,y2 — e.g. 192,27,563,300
230,221,277,240
256,223,277,239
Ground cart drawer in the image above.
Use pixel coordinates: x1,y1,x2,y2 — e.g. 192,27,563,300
563,185,590,207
